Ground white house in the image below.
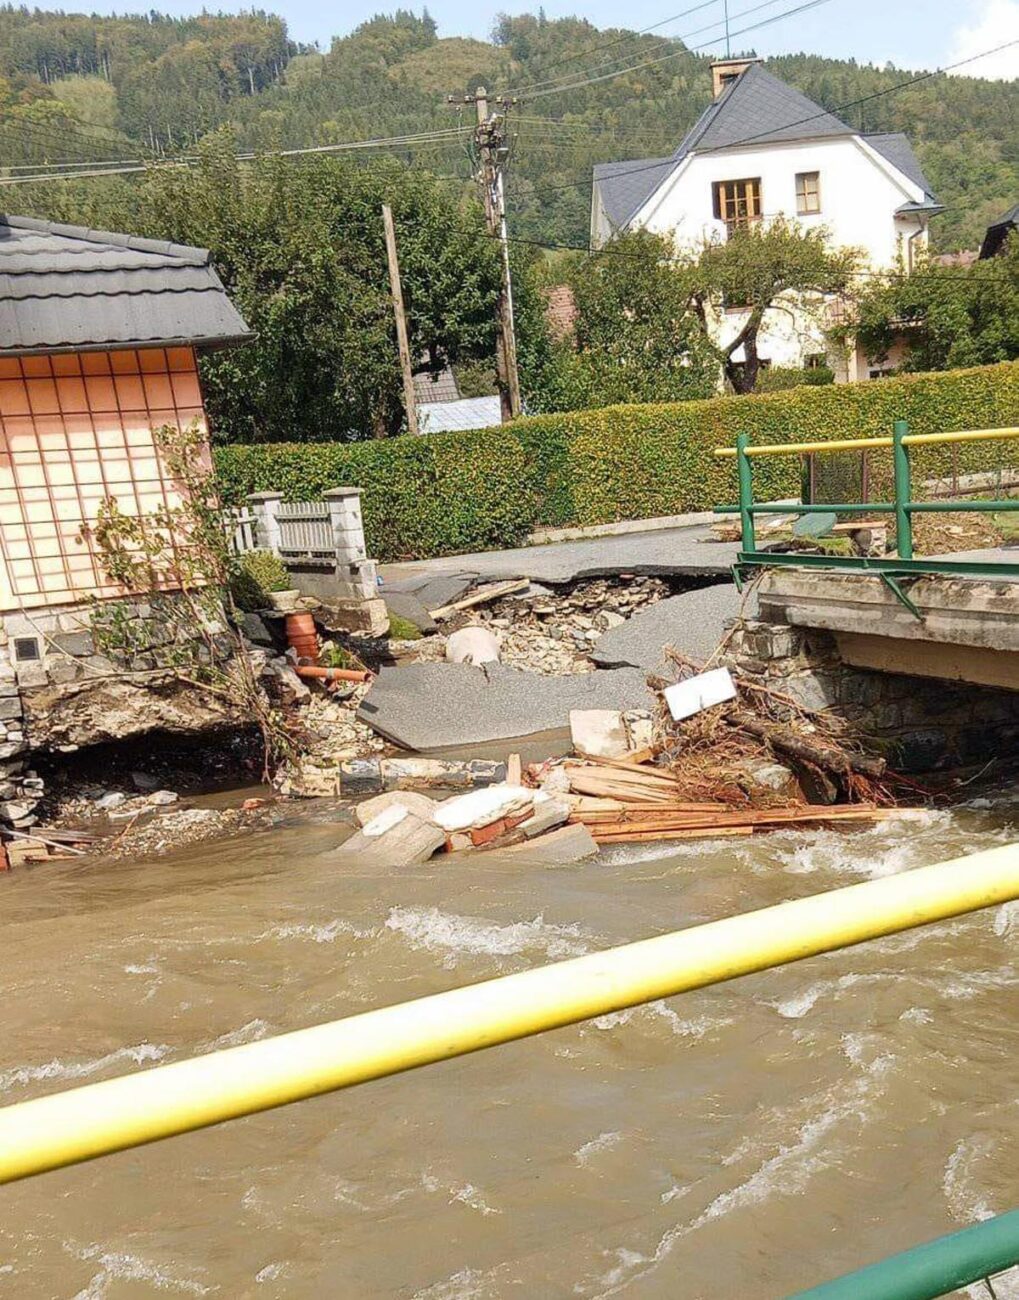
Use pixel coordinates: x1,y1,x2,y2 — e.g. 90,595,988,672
591,58,943,382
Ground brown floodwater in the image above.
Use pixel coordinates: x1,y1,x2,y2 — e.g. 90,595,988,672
1,794,1018,1298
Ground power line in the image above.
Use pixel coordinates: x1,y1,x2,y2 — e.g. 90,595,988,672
520,0,837,100
510,0,802,100
503,0,723,95
0,126,473,186
515,37,1019,196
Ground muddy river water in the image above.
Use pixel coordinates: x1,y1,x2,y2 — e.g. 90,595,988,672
1,796,1018,1299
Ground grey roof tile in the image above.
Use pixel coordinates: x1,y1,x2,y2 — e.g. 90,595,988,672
593,156,675,229
0,215,251,354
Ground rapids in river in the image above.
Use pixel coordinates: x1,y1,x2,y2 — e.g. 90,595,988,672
1,795,1018,1298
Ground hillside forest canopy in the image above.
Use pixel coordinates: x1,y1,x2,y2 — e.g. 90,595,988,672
1,6,1017,253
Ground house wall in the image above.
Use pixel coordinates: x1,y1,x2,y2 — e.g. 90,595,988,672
626,135,928,373
0,346,206,612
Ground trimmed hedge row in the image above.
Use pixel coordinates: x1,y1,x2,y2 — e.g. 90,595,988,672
214,362,1019,562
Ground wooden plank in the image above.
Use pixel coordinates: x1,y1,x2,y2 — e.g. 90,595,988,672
429,580,529,621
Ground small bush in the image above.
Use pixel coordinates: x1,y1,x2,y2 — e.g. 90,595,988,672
231,549,292,610
387,613,423,641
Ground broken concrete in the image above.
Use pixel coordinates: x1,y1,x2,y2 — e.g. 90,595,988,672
383,572,478,611
354,790,438,828
570,709,630,759
480,822,598,865
358,662,650,751
331,809,446,868
592,584,757,672
382,591,437,635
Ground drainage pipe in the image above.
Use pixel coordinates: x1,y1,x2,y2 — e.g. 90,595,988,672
0,843,1016,1185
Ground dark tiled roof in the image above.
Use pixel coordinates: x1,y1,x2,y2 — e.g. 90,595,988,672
0,215,252,355
689,63,852,151
593,156,675,229
593,64,855,233
413,366,461,404
863,133,937,203
980,203,1019,259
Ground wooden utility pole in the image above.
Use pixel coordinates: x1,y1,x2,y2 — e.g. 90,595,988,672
381,203,418,437
448,86,522,421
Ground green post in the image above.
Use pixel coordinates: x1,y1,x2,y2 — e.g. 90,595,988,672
736,431,756,553
893,419,913,560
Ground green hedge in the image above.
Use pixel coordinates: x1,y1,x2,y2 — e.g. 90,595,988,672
214,362,1019,562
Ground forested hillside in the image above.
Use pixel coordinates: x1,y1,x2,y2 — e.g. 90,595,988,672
2,7,1016,251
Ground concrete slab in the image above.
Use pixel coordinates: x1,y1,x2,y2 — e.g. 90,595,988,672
591,584,757,671
357,662,650,751
382,590,437,634
380,526,740,587
384,573,479,609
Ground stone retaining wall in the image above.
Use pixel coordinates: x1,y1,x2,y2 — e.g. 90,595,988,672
726,620,1019,772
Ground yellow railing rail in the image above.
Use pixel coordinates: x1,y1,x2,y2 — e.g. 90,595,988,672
714,426,1019,458
1,843,1018,1185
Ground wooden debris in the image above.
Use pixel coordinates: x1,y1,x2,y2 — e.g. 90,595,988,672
429,579,529,621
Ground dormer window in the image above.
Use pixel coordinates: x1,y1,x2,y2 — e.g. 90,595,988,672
796,171,821,215
712,178,762,235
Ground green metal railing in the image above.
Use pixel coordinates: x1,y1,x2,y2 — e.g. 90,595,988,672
793,1207,1019,1299
715,422,1019,587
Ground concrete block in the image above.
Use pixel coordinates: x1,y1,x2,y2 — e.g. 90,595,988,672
331,810,445,868
14,664,48,689
354,790,438,829
0,696,22,721
782,671,838,715
325,598,388,637
570,709,630,758
339,759,384,796
481,823,599,865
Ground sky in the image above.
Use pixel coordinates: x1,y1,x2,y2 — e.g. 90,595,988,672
70,0,1019,77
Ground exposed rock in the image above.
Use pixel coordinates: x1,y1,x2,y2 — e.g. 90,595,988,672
147,790,179,806
570,709,630,759
446,626,500,666
21,673,235,750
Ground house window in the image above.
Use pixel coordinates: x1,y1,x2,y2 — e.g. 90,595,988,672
805,352,827,368
868,368,894,380
712,178,762,234
796,171,821,215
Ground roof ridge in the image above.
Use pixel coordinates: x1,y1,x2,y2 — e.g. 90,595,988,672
0,215,210,265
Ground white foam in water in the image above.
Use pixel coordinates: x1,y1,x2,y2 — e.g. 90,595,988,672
412,1267,499,1300
259,917,375,944
202,1019,269,1051
943,1135,996,1224
574,1131,624,1166
0,1043,168,1094
421,1173,501,1216
385,906,593,965
64,1241,210,1299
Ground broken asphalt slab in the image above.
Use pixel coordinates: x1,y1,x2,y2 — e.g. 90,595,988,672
382,572,479,609
382,590,438,634
591,583,758,672
380,525,740,587
358,662,650,751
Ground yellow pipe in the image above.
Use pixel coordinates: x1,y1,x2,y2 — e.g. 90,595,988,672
902,427,1019,447
1,843,1017,1186
714,426,1019,458
715,436,893,458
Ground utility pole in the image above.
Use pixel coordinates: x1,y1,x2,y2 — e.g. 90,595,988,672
447,86,522,421
381,203,418,437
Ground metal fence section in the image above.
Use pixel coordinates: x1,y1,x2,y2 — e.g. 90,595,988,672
274,500,334,561
714,422,1019,585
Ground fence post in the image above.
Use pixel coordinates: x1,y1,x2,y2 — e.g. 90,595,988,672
247,492,283,556
736,432,756,553
323,487,378,601
892,419,913,560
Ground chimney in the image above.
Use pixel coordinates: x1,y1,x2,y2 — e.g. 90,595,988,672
710,57,762,100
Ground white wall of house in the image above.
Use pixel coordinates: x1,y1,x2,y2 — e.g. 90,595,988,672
634,136,926,268
593,133,931,376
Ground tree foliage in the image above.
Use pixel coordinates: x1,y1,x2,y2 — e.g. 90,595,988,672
854,236,1019,373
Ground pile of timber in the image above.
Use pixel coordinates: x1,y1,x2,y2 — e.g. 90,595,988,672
558,757,922,845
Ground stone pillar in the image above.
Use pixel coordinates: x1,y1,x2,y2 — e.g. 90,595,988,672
323,487,385,633
324,487,366,564
247,491,283,555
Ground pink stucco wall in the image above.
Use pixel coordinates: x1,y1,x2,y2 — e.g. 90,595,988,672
0,346,207,610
